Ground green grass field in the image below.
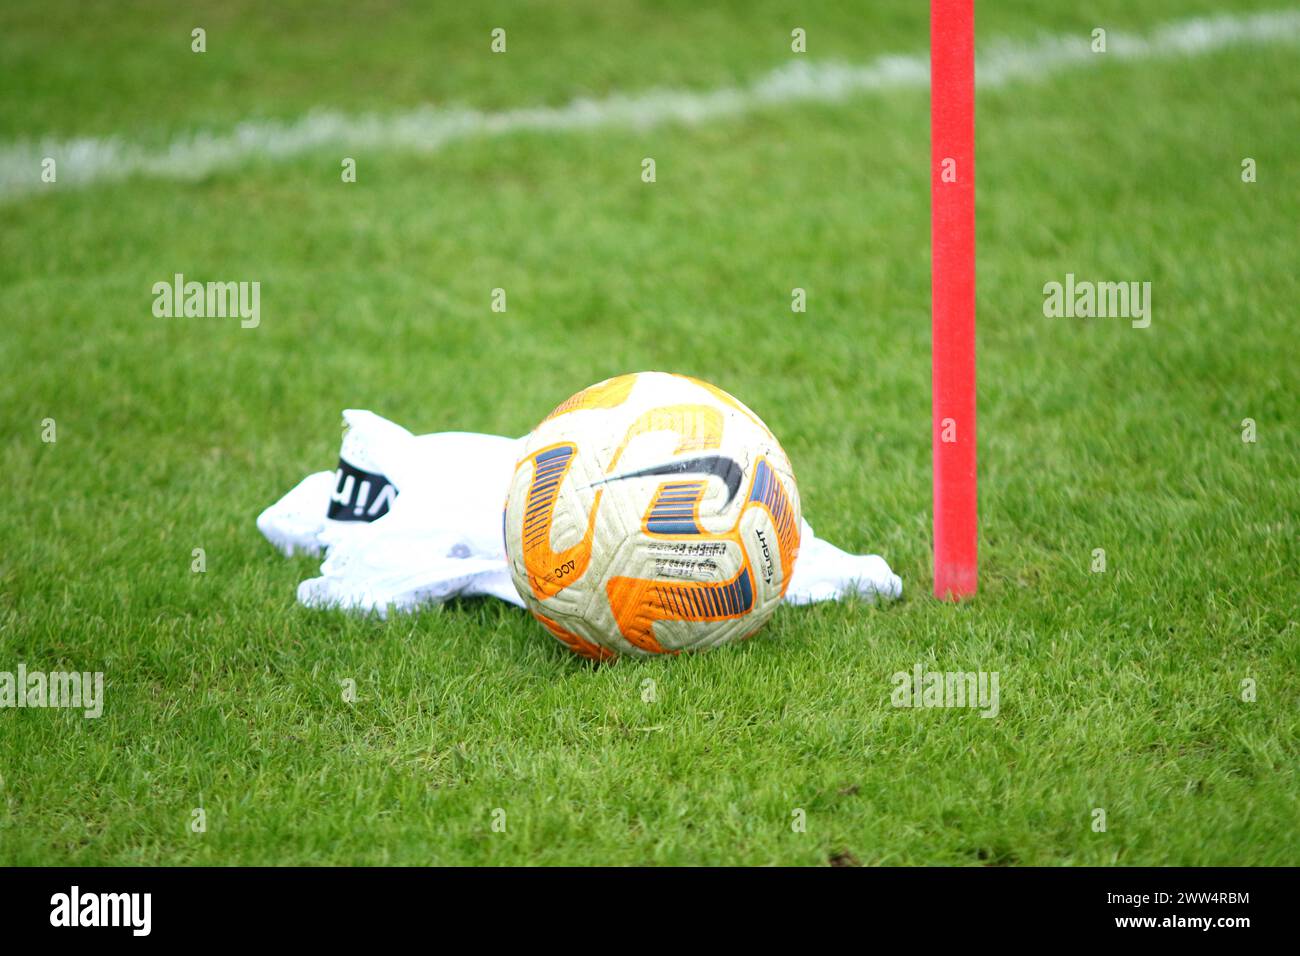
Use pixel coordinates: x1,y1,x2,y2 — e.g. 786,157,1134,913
1,1,1297,865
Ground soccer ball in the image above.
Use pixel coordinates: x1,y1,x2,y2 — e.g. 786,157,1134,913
504,372,801,659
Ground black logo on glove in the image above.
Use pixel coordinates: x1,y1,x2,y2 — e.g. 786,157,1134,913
327,458,397,521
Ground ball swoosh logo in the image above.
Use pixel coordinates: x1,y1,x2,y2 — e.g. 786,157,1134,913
593,455,744,507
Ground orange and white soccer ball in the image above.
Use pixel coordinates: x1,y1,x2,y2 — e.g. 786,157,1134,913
504,372,801,659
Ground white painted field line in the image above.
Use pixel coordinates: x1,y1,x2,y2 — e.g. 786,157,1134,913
2,9,1298,202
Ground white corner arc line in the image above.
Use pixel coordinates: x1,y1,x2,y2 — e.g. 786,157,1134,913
2,9,1298,202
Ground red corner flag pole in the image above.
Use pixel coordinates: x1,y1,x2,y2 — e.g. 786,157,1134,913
930,0,978,599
